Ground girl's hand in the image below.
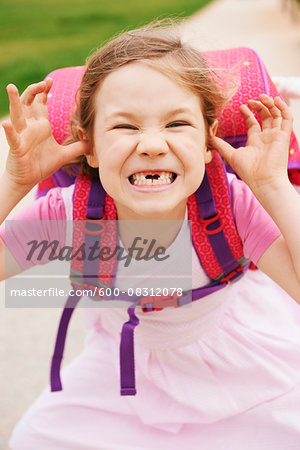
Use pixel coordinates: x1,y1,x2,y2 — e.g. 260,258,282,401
212,95,293,196
2,79,87,192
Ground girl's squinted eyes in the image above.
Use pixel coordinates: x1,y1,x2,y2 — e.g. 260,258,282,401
112,121,191,130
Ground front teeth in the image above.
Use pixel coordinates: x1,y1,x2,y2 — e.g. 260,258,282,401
131,172,174,186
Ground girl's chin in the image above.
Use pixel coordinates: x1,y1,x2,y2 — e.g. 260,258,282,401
115,200,187,221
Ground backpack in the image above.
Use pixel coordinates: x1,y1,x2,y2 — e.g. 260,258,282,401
41,47,300,396
38,46,300,196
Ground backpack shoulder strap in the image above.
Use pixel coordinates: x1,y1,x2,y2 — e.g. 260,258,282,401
50,176,118,393
188,150,245,281
71,175,117,286
51,165,246,396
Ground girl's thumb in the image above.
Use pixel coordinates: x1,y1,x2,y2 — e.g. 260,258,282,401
211,136,234,162
61,140,89,164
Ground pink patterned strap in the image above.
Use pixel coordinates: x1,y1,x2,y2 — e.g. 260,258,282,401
47,66,86,145
188,151,244,280
71,176,117,287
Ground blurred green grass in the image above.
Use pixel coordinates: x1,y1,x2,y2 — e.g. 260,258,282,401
0,0,212,117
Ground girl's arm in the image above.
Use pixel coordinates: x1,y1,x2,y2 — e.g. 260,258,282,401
0,79,87,280
212,95,300,303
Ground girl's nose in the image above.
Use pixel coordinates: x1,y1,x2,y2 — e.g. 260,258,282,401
136,134,169,158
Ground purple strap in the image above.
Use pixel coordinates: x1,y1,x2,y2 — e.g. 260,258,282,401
195,171,240,276
52,168,76,189
50,292,81,391
190,270,243,301
224,134,247,150
120,305,140,396
117,269,244,395
50,223,103,392
37,169,76,199
83,221,103,283
51,174,245,396
50,179,106,392
86,178,106,219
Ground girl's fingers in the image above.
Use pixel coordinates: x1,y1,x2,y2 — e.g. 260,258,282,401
7,84,26,133
247,95,291,131
59,140,90,165
36,78,53,105
211,135,235,162
240,104,261,134
20,81,48,106
17,79,52,121
274,96,293,133
7,80,51,133
32,95,49,119
247,99,272,129
258,94,282,128
2,120,21,150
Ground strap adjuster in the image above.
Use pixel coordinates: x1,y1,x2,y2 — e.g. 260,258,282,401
83,219,104,236
199,210,224,235
141,294,179,312
219,267,244,285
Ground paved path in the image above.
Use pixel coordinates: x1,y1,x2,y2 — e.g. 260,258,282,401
0,0,299,447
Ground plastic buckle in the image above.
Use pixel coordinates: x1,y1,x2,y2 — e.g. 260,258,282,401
199,210,224,235
83,219,104,236
249,262,258,271
219,267,244,285
141,294,179,312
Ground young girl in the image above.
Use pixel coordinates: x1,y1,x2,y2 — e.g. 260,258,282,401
1,23,300,449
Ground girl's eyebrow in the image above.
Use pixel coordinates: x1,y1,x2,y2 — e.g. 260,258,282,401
106,107,195,120
166,107,195,116
106,111,136,120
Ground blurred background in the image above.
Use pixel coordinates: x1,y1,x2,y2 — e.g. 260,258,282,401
0,0,300,448
0,0,212,117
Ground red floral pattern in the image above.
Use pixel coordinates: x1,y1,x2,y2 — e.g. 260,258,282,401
188,152,244,280
72,176,117,287
72,154,244,284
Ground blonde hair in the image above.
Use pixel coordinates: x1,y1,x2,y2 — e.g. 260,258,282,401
64,20,231,178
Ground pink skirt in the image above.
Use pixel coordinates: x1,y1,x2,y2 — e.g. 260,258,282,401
9,270,300,449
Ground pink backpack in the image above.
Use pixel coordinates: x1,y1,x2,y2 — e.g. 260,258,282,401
41,47,300,396
38,46,300,196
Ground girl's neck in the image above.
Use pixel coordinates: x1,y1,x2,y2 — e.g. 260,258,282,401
116,203,187,254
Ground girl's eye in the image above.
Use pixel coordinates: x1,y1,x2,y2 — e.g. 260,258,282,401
167,121,189,128
113,124,137,130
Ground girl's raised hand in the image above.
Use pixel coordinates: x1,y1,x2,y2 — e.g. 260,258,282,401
2,79,87,192
212,95,293,196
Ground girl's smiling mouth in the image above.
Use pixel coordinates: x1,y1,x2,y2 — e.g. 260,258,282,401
127,171,178,191
129,171,177,186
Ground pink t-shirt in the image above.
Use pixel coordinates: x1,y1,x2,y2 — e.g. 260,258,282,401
0,178,280,271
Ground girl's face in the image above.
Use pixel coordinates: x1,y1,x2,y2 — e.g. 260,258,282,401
89,62,214,221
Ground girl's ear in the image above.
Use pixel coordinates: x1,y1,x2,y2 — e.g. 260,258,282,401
210,119,218,137
204,146,213,164
77,127,99,168
205,119,219,163
85,152,99,169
